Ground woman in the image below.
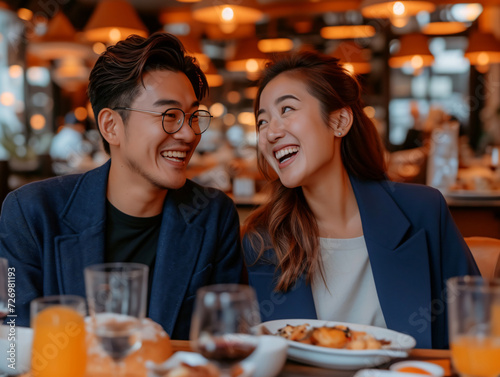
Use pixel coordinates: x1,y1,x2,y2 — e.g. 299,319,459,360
242,51,479,349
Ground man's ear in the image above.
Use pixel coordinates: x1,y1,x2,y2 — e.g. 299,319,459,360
330,107,353,137
98,108,122,147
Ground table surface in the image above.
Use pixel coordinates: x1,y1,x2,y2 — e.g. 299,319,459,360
170,340,453,377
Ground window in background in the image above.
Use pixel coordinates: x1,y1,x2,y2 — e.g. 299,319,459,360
389,36,470,147
0,9,25,161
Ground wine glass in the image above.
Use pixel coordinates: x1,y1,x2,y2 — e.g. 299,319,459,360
190,284,261,376
447,276,500,377
488,146,500,173
84,262,148,376
0,258,9,319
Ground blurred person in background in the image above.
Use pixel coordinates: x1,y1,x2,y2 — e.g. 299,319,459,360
49,112,88,161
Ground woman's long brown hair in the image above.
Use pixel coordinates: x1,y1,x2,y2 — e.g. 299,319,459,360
242,51,387,292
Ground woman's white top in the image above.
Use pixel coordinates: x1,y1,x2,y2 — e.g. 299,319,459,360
311,236,387,328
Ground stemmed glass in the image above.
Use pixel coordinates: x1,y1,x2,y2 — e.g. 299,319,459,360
84,262,148,376
190,284,261,376
0,258,9,319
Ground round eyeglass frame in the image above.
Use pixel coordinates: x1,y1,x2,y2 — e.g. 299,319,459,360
112,107,212,135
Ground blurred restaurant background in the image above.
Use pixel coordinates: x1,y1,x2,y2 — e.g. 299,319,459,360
1,0,500,235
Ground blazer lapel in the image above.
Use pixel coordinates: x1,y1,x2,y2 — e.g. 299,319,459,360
55,161,109,296
148,189,204,337
350,177,433,348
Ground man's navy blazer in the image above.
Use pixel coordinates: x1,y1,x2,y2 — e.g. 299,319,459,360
244,176,479,349
0,160,243,339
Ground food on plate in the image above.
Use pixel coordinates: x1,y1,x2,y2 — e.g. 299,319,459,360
273,323,390,350
277,324,310,341
311,326,349,348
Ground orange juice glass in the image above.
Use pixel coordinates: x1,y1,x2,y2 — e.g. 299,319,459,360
30,295,87,377
447,277,500,377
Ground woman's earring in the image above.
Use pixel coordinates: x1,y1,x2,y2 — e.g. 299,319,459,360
338,132,342,136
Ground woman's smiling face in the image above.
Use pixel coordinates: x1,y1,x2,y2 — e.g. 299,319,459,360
256,72,339,189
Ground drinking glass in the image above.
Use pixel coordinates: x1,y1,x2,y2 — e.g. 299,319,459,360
488,146,500,173
0,258,9,319
190,284,261,376
30,295,87,377
447,276,500,377
84,262,148,376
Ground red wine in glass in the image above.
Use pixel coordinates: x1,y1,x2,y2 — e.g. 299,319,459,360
198,335,257,368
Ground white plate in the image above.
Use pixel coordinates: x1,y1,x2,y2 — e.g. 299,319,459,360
354,369,433,377
258,319,416,370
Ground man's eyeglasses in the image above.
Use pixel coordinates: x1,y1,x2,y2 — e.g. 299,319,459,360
113,107,212,135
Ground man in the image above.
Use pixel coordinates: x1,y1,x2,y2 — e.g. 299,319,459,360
0,32,243,339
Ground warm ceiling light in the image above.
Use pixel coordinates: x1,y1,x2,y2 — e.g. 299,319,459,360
52,57,90,91
30,114,46,130
0,92,15,107
320,25,376,40
9,65,23,79
257,38,294,53
451,3,483,22
83,0,148,44
203,61,223,87
331,41,371,74
74,107,88,121
221,6,234,21
28,12,93,61
389,33,434,69
204,23,256,39
192,0,263,24
226,38,270,73
361,0,435,18
92,42,107,55
206,73,224,87
422,21,467,35
17,8,33,21
464,30,500,69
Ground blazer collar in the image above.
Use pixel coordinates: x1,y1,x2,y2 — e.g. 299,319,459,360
60,159,110,233
147,183,204,337
56,163,205,337
55,160,110,296
349,175,433,348
350,176,411,250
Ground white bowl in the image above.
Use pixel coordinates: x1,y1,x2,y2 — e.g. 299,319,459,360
390,361,445,377
146,351,255,377
0,325,33,375
242,335,288,377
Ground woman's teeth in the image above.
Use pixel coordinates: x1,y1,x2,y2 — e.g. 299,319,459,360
275,146,299,163
162,151,187,161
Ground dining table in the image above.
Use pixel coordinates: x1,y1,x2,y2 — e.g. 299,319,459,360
170,340,454,377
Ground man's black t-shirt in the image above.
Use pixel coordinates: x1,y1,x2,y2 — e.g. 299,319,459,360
105,200,162,292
